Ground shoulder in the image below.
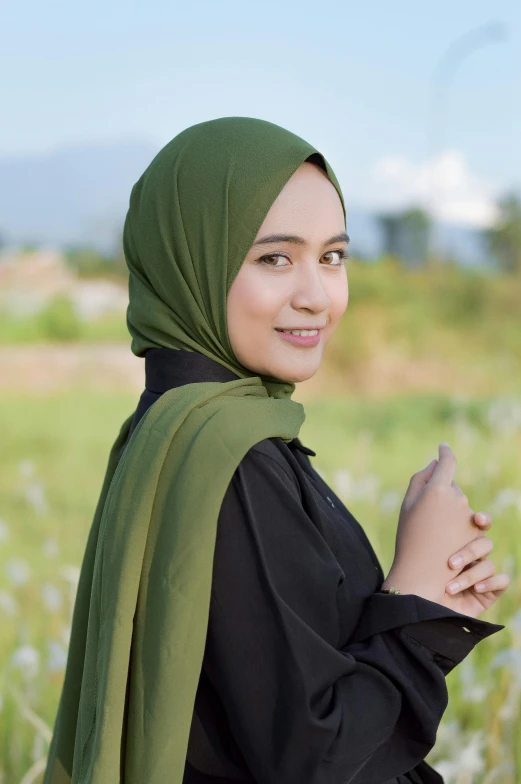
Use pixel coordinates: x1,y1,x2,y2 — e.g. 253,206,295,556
230,437,302,500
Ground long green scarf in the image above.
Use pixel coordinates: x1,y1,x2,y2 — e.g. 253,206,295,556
44,116,346,783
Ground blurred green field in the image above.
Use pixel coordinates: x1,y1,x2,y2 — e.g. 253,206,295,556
1,258,520,398
1,389,520,783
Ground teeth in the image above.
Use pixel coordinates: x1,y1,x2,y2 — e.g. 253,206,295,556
281,329,318,336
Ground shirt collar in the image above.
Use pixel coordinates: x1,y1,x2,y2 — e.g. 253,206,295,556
144,348,316,456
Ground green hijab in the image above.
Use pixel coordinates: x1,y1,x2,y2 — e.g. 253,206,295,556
44,116,346,783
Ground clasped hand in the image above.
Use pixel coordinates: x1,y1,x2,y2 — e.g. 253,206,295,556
384,443,511,618
440,488,509,617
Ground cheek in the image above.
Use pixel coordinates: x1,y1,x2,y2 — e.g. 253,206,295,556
327,274,349,323
228,273,283,329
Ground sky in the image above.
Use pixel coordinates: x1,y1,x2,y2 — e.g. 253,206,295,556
2,0,520,228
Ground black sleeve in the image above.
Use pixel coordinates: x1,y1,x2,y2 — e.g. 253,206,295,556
204,446,504,784
349,591,504,677
398,615,502,676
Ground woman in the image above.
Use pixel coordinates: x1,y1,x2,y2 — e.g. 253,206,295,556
44,116,509,784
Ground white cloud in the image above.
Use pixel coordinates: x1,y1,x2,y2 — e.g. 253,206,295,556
367,150,500,228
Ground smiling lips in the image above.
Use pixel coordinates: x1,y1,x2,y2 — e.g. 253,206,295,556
275,328,322,346
275,325,326,332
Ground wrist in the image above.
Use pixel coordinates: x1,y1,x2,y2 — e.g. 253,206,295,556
381,569,409,594
381,572,441,601
381,578,408,594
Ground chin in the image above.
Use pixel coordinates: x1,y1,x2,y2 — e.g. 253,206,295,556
268,362,321,384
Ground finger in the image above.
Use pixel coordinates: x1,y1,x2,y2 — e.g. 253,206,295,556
448,536,494,570
430,443,457,487
450,495,488,538
450,480,469,504
404,459,438,507
473,573,511,594
473,511,492,530
446,559,496,594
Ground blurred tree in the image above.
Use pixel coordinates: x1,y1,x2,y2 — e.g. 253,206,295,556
37,294,83,341
377,207,431,267
482,193,521,275
20,241,40,252
64,245,123,279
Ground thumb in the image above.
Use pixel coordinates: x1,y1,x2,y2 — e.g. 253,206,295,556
404,458,438,506
422,458,438,479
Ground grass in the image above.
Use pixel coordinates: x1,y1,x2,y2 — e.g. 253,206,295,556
0,388,520,782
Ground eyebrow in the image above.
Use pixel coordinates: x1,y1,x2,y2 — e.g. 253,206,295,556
252,232,350,248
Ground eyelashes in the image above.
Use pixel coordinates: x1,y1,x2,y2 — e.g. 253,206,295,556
256,248,350,268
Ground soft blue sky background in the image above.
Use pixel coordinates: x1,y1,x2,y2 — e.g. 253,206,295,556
2,0,520,225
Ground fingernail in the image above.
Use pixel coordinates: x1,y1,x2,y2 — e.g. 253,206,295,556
450,555,463,567
475,583,486,591
424,459,436,470
447,581,460,593
477,512,487,522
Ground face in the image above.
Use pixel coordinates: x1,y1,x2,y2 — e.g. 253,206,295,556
226,161,349,384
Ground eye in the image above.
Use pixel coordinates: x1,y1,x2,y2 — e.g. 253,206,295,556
256,253,290,268
323,249,350,266
256,249,350,268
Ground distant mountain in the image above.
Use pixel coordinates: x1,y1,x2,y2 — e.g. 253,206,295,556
0,140,489,266
0,140,159,253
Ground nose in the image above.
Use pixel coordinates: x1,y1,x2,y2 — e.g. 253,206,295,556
290,262,331,313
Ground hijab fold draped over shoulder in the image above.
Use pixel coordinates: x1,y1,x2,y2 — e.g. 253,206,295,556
44,116,346,783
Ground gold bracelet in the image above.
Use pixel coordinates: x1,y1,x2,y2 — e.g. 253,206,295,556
380,586,401,595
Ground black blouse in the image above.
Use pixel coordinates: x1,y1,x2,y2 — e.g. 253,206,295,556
119,348,503,784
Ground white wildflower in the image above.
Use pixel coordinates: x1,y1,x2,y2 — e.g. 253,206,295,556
18,459,35,477
352,474,380,503
483,457,501,478
40,583,63,613
11,645,40,680
483,760,517,782
489,488,521,516
42,537,59,558
32,732,45,763
491,649,521,685
498,684,521,720
459,655,475,687
46,640,68,672
379,490,402,515
487,397,521,436
501,554,517,579
60,565,80,586
0,517,10,544
508,607,521,634
333,468,352,497
22,478,49,515
431,719,466,772
431,759,458,783
60,624,71,646
452,413,477,446
5,557,31,586
458,731,485,774
0,589,18,616
60,564,80,613
332,469,380,502
464,684,488,703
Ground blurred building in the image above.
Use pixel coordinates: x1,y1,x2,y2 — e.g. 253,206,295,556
0,250,128,320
